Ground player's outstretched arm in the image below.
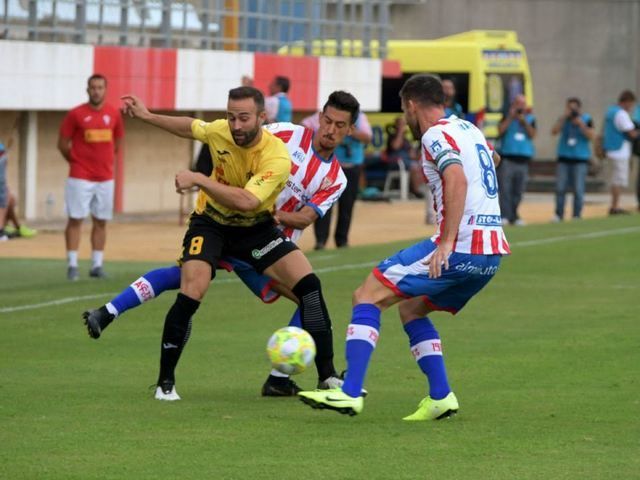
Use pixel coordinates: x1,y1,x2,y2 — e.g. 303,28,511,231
121,94,195,139
175,171,261,212
274,206,318,230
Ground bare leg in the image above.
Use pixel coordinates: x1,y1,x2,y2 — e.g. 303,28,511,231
65,218,83,251
610,185,621,211
90,216,107,251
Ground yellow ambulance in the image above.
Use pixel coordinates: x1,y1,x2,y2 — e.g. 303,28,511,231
282,30,533,153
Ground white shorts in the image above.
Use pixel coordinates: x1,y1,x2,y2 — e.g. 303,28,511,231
65,178,114,220
607,156,630,187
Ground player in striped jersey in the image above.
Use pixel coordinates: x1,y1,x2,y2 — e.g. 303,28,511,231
83,91,355,397
299,74,510,418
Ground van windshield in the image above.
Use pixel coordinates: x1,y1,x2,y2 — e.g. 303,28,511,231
381,73,470,115
485,73,525,115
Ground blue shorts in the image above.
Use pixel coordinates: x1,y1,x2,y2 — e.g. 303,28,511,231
373,239,501,314
220,257,280,304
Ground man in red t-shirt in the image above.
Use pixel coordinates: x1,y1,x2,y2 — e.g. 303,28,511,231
58,74,124,281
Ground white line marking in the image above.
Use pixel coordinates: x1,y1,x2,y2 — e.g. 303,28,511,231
512,226,640,248
2,226,638,314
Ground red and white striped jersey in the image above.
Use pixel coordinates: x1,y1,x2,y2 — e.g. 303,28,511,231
421,115,510,255
264,122,347,243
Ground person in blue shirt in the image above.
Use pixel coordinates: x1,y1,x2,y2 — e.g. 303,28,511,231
602,90,638,214
550,97,595,221
497,94,537,225
442,79,464,119
633,104,640,211
265,76,292,123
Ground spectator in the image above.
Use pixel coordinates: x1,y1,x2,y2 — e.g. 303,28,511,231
58,74,124,280
265,76,292,123
442,79,464,118
0,141,36,241
385,116,425,199
241,75,254,87
497,94,537,225
0,142,8,241
551,97,595,221
632,104,640,211
314,111,372,249
602,90,639,214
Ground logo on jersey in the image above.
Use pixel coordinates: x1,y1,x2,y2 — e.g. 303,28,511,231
292,150,305,162
253,171,273,186
251,237,284,259
320,177,333,190
430,140,442,153
474,214,502,226
103,114,111,126
217,150,230,156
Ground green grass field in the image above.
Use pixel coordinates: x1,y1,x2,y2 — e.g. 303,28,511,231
1,216,639,479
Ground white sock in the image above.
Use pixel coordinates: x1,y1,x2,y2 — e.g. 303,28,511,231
67,251,78,268
91,250,104,268
270,369,289,378
105,302,119,318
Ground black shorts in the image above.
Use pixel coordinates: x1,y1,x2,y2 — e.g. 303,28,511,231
179,213,298,277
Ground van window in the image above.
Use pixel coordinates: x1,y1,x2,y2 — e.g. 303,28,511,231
381,73,470,114
485,73,525,115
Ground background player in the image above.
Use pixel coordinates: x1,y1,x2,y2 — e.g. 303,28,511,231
109,90,359,400
299,74,510,419
58,74,124,280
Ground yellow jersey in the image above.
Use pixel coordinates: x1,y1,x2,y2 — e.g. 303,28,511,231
191,119,291,226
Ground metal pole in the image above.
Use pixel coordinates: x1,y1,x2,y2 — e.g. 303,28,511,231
379,0,389,59
362,0,371,58
27,0,37,41
304,0,312,55
200,0,210,49
336,0,344,57
74,0,87,44
119,0,129,46
161,0,171,47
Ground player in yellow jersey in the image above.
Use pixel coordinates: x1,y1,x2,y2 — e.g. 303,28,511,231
121,87,343,400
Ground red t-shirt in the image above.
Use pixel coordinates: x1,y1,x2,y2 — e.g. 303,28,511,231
59,103,124,181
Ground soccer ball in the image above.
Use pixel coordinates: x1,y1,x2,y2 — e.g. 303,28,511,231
266,326,316,375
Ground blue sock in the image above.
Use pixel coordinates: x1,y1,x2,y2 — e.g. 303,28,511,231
403,317,451,400
110,266,182,316
342,304,381,398
288,308,302,328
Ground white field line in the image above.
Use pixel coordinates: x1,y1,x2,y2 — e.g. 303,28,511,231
2,226,639,314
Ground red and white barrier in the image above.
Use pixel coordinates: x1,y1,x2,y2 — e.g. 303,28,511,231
0,40,382,112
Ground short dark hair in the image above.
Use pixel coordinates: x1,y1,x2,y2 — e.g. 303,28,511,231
228,86,265,111
567,97,582,107
274,76,290,93
88,74,107,87
619,90,636,103
322,91,360,124
399,74,445,107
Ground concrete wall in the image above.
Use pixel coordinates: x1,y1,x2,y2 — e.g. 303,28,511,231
388,0,640,159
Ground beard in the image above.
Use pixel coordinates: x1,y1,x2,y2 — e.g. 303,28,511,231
232,125,260,146
89,95,103,106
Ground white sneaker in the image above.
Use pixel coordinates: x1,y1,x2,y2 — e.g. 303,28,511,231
501,217,510,226
514,219,526,226
318,374,368,397
155,385,181,401
550,215,562,223
317,376,343,390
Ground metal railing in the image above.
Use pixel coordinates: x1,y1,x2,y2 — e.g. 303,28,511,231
0,0,393,57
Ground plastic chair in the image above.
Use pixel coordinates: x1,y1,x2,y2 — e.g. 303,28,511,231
382,159,410,200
